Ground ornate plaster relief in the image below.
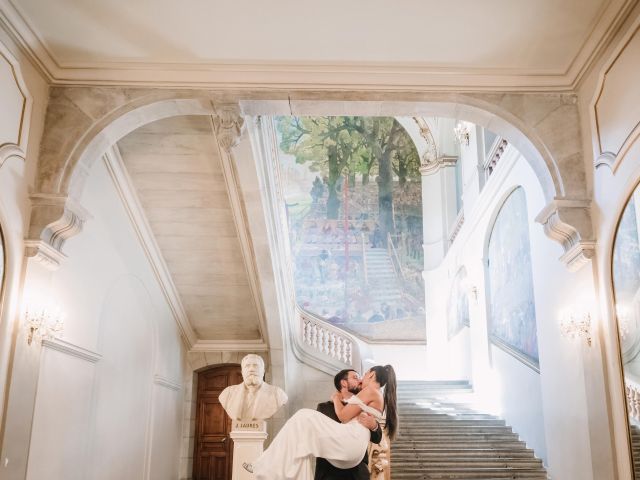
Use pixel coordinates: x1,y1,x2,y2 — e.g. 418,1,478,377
594,23,640,170
0,40,31,167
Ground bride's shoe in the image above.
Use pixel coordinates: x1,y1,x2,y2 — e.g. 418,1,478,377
242,462,253,473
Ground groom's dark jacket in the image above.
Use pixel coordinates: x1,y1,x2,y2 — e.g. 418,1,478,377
314,400,383,480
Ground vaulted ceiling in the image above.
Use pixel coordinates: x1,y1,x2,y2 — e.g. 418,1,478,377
117,115,262,341
0,0,629,88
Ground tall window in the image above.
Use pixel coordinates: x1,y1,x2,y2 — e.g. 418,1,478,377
487,187,539,369
277,116,425,342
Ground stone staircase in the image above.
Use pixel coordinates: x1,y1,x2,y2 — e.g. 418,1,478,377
365,248,402,303
392,381,548,479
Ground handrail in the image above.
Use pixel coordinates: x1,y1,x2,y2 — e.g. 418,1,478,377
362,233,368,285
387,233,405,281
449,210,465,245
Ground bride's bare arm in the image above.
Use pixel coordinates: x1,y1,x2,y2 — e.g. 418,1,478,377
332,389,375,423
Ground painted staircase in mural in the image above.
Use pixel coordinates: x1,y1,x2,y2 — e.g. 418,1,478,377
289,178,426,342
393,381,548,479
364,248,403,304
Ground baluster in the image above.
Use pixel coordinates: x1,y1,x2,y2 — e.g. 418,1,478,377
335,336,342,360
328,332,336,358
311,323,318,350
319,325,325,353
303,320,310,345
346,341,353,365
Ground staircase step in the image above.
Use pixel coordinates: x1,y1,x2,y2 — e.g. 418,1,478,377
392,381,547,479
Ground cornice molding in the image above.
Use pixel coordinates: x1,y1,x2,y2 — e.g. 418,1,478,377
0,0,635,91
153,374,182,391
102,146,198,348
190,340,269,353
41,338,102,363
24,239,66,270
420,155,457,176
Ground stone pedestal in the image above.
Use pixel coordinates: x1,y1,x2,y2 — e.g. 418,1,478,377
230,420,268,479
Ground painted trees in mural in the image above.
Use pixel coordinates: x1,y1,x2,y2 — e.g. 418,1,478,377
277,116,425,341
448,267,470,339
487,187,539,367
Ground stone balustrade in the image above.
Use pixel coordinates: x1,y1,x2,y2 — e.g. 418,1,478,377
299,310,355,367
626,378,640,423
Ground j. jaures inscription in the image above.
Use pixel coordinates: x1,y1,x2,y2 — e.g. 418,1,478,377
233,421,262,430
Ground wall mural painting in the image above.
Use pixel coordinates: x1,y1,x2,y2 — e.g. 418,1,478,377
487,187,539,368
277,116,426,342
613,187,640,452
448,267,470,339
613,189,640,373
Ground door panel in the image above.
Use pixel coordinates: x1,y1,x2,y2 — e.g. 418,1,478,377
193,365,242,480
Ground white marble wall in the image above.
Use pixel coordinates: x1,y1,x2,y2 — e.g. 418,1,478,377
3,154,187,479
433,145,599,477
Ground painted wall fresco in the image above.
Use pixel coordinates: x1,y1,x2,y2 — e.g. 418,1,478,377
487,187,539,367
277,116,426,342
448,267,470,339
613,189,640,368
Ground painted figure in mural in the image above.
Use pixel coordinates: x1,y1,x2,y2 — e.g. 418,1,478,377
311,176,325,204
243,365,398,480
218,354,288,421
314,369,383,480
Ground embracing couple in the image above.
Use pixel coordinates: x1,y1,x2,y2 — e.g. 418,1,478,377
244,365,398,480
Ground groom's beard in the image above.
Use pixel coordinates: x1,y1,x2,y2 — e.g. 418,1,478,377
348,385,362,395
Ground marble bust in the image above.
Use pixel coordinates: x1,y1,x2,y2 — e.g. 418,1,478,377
219,354,288,421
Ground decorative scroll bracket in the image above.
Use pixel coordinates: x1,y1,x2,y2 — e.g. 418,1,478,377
211,103,246,152
26,194,91,270
419,155,457,176
535,198,595,272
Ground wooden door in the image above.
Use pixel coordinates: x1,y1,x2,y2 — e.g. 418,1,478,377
193,365,242,480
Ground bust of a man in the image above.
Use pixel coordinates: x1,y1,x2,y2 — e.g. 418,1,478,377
219,354,288,421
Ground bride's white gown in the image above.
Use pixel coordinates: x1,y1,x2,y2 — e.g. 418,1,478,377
252,396,383,480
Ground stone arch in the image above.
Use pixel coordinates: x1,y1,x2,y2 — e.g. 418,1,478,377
29,88,592,271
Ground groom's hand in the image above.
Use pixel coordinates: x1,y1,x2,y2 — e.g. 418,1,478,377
357,413,378,431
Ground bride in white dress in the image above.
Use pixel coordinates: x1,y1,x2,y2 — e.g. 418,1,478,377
245,365,398,480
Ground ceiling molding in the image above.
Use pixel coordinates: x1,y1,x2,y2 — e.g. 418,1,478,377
102,146,198,348
209,112,270,348
0,0,635,91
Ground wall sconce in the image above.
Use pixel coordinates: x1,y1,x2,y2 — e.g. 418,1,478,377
559,309,592,346
454,123,470,147
25,306,64,346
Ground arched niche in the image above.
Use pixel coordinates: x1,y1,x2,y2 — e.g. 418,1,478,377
485,186,539,371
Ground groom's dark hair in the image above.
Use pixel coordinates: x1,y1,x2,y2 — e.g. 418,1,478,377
334,369,356,391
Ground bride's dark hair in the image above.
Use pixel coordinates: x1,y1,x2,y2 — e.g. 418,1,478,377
370,365,398,441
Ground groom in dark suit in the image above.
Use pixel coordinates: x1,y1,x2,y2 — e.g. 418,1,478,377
315,369,383,480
